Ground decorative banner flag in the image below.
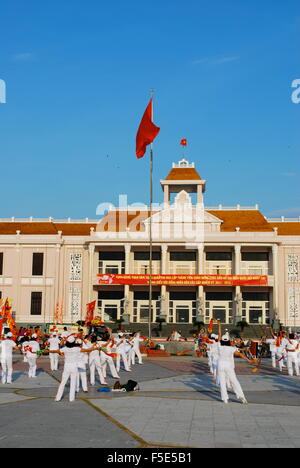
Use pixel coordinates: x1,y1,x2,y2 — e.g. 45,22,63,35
54,300,60,325
98,273,268,287
85,300,96,325
59,297,64,325
180,138,187,146
0,299,18,339
136,98,160,159
207,318,214,334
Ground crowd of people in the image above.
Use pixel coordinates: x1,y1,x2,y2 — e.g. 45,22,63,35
0,321,299,405
196,321,300,403
0,326,146,402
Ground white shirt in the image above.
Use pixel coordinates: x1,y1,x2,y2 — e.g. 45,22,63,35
0,339,16,359
61,347,81,367
218,345,237,367
49,337,60,351
266,338,276,352
25,341,40,358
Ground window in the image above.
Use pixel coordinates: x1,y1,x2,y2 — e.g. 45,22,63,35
241,252,269,261
31,292,42,315
133,291,160,301
170,292,196,300
243,292,269,301
0,253,3,275
206,292,233,301
98,290,124,300
134,251,161,261
99,251,125,261
170,252,196,262
32,253,44,276
206,252,232,261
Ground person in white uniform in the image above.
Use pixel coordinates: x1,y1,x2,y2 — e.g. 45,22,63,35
25,334,40,378
53,336,97,402
0,332,19,384
129,332,144,366
98,339,120,379
75,338,88,393
284,333,299,377
216,322,253,404
46,333,61,371
115,333,131,372
86,335,107,386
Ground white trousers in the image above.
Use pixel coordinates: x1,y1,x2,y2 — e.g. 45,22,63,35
76,365,88,392
1,357,13,384
218,362,245,403
50,353,59,371
27,356,37,378
116,351,130,372
129,347,143,365
56,364,78,402
89,358,106,385
100,353,119,378
287,352,300,376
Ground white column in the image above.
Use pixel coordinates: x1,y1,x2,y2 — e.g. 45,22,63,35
234,245,241,275
272,245,279,322
124,245,131,318
161,245,168,316
197,246,204,318
88,244,95,302
125,244,131,274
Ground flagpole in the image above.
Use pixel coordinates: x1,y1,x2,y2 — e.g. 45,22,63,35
148,89,154,344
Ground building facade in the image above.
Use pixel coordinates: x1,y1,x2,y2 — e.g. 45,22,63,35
0,159,300,329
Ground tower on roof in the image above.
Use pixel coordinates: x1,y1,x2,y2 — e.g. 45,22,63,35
160,159,206,206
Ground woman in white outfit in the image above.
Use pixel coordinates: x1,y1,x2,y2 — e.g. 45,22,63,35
284,333,299,377
129,332,144,366
0,332,19,384
25,334,40,378
46,333,61,371
115,333,131,372
53,336,98,402
98,339,120,379
86,335,107,386
216,322,253,404
76,339,88,393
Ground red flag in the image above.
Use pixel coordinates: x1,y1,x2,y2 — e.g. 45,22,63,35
136,98,160,159
180,138,187,146
85,300,96,325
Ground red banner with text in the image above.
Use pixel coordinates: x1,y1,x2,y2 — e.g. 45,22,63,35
97,274,268,286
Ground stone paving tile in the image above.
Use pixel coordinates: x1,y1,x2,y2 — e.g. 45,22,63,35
0,398,138,448
0,371,58,389
0,393,36,404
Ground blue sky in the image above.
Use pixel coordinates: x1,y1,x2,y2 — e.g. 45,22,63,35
0,0,299,219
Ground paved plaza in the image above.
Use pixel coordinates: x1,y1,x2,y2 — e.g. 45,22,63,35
0,355,299,448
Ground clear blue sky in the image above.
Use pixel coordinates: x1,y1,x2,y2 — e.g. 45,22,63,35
0,0,299,219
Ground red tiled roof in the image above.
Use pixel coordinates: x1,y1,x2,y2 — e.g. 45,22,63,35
97,211,155,232
269,222,300,236
165,168,201,181
0,222,96,236
0,212,299,236
207,210,274,232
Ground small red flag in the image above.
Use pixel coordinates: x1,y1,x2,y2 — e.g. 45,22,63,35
136,99,160,159
180,138,187,146
85,300,96,325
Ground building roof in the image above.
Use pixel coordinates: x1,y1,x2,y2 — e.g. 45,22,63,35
269,222,300,236
0,211,299,236
98,211,155,232
165,167,201,181
0,222,96,236
207,210,274,232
